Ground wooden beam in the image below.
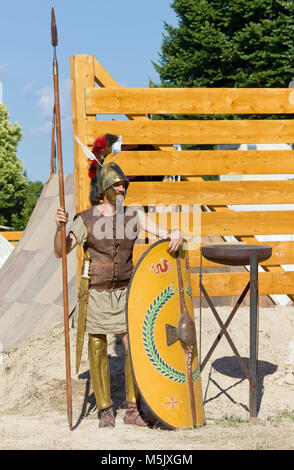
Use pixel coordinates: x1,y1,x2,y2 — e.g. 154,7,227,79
140,209,294,236
133,241,294,267
70,54,96,214
124,180,294,206
101,149,294,176
70,54,96,279
86,87,294,115
87,119,294,145
202,210,294,236
190,270,294,296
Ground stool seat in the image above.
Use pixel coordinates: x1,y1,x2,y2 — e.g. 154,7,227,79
201,244,272,266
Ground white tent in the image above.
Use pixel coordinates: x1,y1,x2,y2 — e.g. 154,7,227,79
0,233,14,269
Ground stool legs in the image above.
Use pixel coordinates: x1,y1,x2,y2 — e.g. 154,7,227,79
200,253,260,418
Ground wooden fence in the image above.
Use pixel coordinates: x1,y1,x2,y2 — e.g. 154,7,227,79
70,54,294,299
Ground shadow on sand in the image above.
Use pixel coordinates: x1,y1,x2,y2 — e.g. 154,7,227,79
203,355,277,415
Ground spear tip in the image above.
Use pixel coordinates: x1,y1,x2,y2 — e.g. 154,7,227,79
51,7,58,47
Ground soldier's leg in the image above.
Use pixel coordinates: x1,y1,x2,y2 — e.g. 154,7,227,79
124,350,141,405
88,333,115,427
120,332,148,427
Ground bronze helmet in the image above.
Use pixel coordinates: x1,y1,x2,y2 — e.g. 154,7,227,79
97,161,129,205
88,133,126,206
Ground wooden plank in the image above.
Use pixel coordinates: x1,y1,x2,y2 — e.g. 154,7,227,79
86,87,294,115
70,54,96,214
190,270,294,296
87,119,294,145
70,54,97,280
93,59,129,90
124,180,294,205
133,241,294,267
261,266,294,303
103,149,294,176
140,209,294,236
0,231,23,240
202,210,294,236
238,238,294,264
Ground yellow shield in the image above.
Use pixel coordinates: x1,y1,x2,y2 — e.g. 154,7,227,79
127,239,205,429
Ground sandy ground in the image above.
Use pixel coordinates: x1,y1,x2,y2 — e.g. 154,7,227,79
0,305,294,451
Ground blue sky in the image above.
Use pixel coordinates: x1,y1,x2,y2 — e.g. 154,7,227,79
0,1,177,183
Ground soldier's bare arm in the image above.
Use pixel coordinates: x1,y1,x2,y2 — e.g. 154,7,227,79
54,208,78,258
141,214,184,253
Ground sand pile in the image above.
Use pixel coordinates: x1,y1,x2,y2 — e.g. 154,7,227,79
0,305,294,450
0,322,126,418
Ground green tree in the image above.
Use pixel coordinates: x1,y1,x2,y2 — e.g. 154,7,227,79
0,104,26,229
16,179,44,229
0,104,43,230
153,0,294,88
152,1,294,180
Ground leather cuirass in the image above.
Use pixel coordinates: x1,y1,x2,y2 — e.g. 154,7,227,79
78,206,140,291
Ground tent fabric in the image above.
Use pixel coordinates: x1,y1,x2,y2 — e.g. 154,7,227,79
0,174,77,351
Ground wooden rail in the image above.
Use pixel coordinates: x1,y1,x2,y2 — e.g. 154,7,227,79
136,209,294,237
86,119,294,146
85,87,294,115
190,271,294,297
103,150,294,176
133,241,294,267
123,181,294,206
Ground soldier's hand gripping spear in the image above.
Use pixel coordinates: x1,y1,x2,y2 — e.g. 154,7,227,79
51,7,73,431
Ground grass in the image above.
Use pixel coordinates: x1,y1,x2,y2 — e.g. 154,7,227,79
267,409,294,424
213,409,294,427
214,414,247,427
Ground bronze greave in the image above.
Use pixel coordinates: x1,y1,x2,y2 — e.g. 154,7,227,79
125,352,141,406
88,334,112,410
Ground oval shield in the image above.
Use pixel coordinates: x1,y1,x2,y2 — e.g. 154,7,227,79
126,239,205,429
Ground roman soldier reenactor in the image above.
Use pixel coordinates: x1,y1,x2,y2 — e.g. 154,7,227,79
54,134,184,427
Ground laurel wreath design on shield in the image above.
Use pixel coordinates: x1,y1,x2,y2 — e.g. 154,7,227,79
184,284,192,299
142,283,200,384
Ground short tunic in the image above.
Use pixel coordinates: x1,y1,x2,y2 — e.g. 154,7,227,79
71,208,143,335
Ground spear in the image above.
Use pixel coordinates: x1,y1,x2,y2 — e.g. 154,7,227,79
51,6,73,431
50,105,56,176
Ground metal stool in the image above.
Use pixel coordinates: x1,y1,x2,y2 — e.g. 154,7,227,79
199,244,272,418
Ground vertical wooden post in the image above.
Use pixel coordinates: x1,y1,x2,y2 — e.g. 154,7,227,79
70,54,96,279
70,54,96,213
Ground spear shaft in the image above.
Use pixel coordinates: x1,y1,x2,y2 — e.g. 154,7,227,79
51,7,73,431
50,105,56,176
